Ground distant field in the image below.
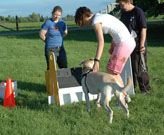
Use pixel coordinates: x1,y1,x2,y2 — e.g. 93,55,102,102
0,14,163,32
0,20,76,32
0,23,164,135
147,14,164,21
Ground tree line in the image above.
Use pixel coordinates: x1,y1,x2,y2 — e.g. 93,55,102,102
134,0,164,17
113,0,164,17
1,0,163,23
0,12,74,23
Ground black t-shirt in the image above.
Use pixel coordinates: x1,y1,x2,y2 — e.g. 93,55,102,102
120,6,147,48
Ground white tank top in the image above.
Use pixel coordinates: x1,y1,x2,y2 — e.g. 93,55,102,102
92,13,132,43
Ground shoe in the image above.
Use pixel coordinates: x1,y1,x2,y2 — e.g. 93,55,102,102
141,90,149,94
125,95,131,103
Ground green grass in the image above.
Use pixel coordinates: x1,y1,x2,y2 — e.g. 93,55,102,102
0,20,76,33
0,22,43,32
0,23,164,135
1,17,163,32
147,15,164,21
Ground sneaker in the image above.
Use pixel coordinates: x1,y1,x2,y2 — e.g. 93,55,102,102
141,90,149,94
125,95,131,103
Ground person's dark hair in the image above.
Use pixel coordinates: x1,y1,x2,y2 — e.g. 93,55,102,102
75,7,93,27
116,0,133,4
52,6,63,14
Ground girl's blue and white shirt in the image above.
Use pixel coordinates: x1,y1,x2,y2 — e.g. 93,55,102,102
41,18,67,48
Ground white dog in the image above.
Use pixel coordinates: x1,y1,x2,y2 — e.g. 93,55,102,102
80,58,132,123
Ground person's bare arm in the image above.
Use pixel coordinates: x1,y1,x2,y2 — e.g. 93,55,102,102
63,29,68,37
39,29,47,42
140,28,147,53
92,22,104,72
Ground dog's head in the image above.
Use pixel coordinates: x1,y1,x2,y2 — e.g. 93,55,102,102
80,58,95,69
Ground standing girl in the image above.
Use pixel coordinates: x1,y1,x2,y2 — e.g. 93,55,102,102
40,6,68,70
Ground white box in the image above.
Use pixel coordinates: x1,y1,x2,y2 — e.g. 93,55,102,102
0,81,18,99
48,86,97,106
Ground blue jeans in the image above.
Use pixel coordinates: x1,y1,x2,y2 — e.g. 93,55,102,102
45,47,68,70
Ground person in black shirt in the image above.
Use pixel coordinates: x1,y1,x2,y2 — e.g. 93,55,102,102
117,0,151,94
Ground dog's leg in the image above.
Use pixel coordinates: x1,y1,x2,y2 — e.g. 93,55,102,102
119,93,129,118
81,78,91,115
84,92,91,115
103,99,113,124
101,88,113,124
95,93,101,108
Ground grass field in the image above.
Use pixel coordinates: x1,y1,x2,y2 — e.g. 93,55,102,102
0,23,164,135
0,21,76,32
0,15,163,32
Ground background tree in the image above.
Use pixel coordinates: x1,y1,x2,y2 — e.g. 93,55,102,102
62,14,74,21
158,0,164,3
40,15,44,22
112,0,164,17
28,12,40,22
133,0,164,17
5,15,15,23
0,16,5,22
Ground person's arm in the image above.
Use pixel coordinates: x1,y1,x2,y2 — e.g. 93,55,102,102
93,22,104,72
63,21,68,38
140,28,146,53
63,29,68,37
39,29,47,42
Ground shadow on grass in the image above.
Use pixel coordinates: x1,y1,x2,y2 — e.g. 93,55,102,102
16,92,50,110
0,29,112,44
17,81,46,93
16,81,60,110
0,80,46,94
2,29,97,41
0,23,164,47
0,81,51,110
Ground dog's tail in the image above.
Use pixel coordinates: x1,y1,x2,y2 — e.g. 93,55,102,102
115,77,132,93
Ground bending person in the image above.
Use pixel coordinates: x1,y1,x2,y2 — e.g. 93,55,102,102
75,7,136,104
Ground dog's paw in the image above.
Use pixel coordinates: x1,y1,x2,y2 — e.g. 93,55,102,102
125,95,131,103
126,110,129,118
109,112,113,124
125,103,128,108
95,103,101,108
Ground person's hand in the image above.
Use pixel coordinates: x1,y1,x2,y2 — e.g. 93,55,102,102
140,46,145,53
92,62,99,72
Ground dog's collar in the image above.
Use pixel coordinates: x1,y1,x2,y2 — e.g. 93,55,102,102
81,68,93,78
82,67,93,93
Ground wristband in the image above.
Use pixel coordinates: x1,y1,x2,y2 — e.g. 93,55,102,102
94,58,100,62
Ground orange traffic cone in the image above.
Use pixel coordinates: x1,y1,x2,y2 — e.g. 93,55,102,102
3,78,16,107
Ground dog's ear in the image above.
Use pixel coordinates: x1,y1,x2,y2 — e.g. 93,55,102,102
89,58,94,61
80,61,85,65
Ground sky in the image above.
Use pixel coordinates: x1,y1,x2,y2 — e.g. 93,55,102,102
0,0,115,18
